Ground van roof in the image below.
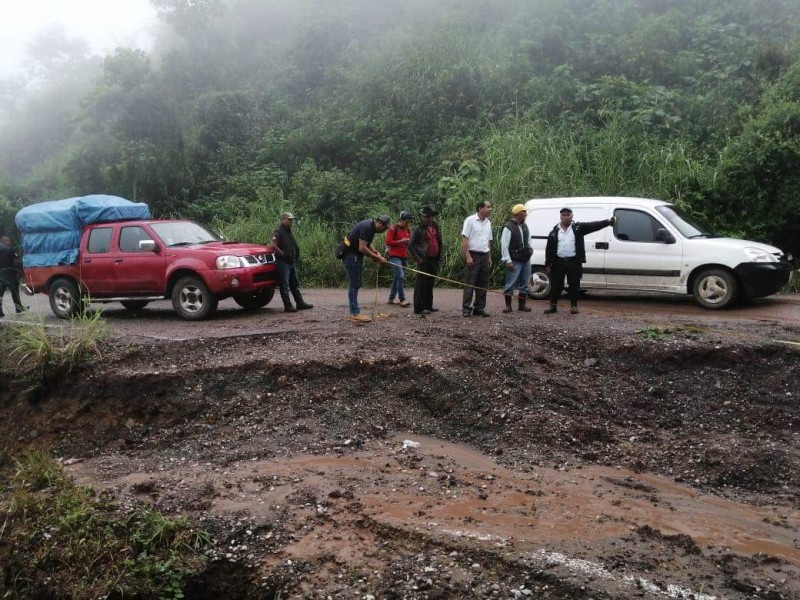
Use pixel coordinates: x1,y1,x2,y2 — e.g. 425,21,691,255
524,197,670,208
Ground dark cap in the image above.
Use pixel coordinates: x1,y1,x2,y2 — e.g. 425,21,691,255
376,215,391,226
420,205,439,217
559,207,573,214
399,210,413,221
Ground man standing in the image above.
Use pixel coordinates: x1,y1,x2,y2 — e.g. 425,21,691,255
0,236,25,317
544,207,616,314
500,204,533,313
341,215,390,323
270,212,313,313
408,206,443,316
461,200,493,317
385,211,413,307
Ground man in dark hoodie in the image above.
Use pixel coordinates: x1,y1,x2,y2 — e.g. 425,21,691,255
271,212,313,313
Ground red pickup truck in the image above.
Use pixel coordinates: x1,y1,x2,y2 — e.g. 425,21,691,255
25,219,278,320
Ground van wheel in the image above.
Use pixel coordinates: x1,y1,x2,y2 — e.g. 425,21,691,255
49,278,82,319
172,276,218,320
693,269,738,309
121,300,150,311
233,287,274,310
528,267,551,300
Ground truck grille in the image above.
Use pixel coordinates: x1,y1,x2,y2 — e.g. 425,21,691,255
243,253,276,265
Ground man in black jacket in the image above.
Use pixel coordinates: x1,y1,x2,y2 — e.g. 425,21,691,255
271,213,313,313
544,208,616,314
0,236,25,317
408,206,443,316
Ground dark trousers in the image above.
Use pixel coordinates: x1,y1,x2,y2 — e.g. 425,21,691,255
549,256,581,304
413,257,439,313
276,261,302,306
0,270,24,315
462,251,490,312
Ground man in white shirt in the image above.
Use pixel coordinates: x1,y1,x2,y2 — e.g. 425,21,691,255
544,207,616,314
461,200,493,317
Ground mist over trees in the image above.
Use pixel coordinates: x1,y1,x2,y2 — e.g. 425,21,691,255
1,0,799,260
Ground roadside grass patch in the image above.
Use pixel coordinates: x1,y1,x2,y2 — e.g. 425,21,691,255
1,452,213,599
1,310,107,386
637,325,704,340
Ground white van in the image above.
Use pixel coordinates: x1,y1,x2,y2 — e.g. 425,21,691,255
524,197,793,309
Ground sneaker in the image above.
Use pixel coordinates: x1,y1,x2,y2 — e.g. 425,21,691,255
399,300,411,307
462,311,471,317
349,314,372,323
428,308,439,312
284,305,298,313
15,306,28,314
472,309,490,317
570,306,579,314
387,299,399,305
296,303,314,310
544,305,558,314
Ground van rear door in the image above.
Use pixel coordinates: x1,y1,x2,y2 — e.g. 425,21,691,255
605,206,683,292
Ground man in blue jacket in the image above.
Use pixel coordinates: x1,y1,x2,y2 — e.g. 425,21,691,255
544,208,616,315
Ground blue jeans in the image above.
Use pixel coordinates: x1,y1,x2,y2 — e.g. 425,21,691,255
503,260,532,297
388,257,407,301
342,253,364,315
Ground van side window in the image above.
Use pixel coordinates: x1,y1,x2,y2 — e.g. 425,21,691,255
87,227,112,253
119,226,154,253
613,210,664,243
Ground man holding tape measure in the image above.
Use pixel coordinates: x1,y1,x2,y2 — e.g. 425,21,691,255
339,215,390,323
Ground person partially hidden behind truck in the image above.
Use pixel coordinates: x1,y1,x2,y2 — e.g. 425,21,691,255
0,235,26,317
544,207,616,315
270,212,314,313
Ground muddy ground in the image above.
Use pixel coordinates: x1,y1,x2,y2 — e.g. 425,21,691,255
1,289,799,599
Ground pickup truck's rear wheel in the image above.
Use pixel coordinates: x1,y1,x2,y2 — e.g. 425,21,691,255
172,276,218,320
233,287,275,310
120,300,150,311
49,278,82,319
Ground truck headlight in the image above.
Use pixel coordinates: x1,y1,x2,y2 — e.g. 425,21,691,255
216,255,243,269
743,247,778,263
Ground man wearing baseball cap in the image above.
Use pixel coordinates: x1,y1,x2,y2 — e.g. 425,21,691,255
500,204,533,313
544,207,616,314
385,211,414,307
340,215,390,322
271,212,314,312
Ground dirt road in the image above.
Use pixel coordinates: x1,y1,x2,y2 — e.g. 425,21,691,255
3,288,799,598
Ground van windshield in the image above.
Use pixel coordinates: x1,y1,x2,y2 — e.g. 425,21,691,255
655,205,717,239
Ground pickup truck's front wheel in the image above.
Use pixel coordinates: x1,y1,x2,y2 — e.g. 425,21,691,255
49,278,82,319
233,287,275,310
172,276,218,320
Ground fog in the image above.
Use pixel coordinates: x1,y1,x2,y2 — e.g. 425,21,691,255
0,0,157,78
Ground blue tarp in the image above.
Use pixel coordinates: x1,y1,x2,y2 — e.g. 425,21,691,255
15,195,150,267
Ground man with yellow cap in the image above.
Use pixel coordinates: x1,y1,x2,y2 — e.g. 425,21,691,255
500,204,533,313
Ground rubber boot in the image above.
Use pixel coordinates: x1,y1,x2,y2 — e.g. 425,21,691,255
502,295,513,313
293,291,313,310
544,303,557,314
518,296,532,312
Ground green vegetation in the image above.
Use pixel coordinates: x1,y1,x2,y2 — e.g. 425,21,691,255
1,0,799,283
2,311,108,384
0,452,212,598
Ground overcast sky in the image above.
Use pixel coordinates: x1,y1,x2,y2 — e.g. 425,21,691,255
0,0,158,77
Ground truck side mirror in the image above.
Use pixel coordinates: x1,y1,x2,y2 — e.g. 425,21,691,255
139,239,159,252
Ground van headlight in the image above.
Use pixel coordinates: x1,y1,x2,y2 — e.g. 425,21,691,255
216,255,243,269
743,247,778,263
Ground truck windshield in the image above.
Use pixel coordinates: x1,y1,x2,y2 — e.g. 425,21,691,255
150,222,221,247
655,205,717,239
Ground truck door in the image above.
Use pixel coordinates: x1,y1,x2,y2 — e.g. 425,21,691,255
605,208,683,291
575,206,610,289
79,226,116,294
112,225,166,293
